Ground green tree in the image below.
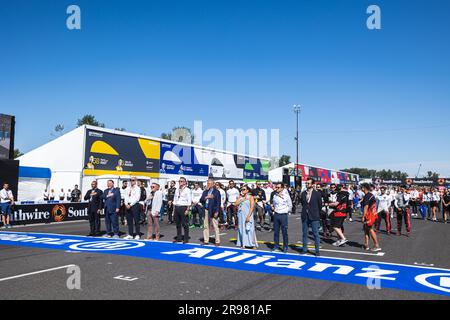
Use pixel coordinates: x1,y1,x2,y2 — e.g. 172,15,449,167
77,115,105,128
50,124,65,138
278,155,291,167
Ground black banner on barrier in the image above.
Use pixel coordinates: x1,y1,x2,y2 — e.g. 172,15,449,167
11,202,89,226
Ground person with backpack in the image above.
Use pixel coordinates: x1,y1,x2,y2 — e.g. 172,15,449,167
361,183,381,252
327,184,349,247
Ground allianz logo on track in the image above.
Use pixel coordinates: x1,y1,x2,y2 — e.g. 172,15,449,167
2,232,450,296
0,233,144,251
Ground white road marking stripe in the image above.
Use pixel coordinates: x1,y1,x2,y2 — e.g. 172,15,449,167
0,265,76,282
320,248,385,257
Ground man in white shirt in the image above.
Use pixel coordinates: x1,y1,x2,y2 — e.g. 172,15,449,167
59,188,66,201
410,187,420,218
271,183,293,253
0,183,14,229
226,180,240,230
173,177,192,244
124,177,141,240
376,186,391,235
191,182,205,228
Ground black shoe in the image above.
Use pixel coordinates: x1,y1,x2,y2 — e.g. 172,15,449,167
87,233,94,237
315,252,321,257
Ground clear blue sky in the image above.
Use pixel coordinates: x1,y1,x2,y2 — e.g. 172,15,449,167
2,0,450,176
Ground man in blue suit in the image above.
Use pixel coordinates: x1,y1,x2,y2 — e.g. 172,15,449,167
103,180,121,238
199,179,222,246
300,178,323,256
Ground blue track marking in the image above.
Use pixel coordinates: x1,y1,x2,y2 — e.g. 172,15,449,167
1,231,450,297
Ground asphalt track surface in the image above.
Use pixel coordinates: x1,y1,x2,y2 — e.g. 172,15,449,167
1,210,449,300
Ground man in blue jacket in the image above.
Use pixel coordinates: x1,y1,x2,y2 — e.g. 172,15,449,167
103,180,121,238
199,179,222,246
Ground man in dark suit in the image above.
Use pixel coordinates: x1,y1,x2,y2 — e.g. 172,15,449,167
102,180,121,238
199,179,222,246
300,178,323,256
84,180,103,236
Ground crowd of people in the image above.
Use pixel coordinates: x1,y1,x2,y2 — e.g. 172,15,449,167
42,186,82,202
2,178,450,257
80,177,450,256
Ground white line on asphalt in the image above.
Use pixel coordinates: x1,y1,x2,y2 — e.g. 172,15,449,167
320,248,385,257
0,265,76,282
114,276,139,282
414,262,435,267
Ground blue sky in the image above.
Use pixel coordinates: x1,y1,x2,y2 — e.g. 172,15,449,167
1,0,450,176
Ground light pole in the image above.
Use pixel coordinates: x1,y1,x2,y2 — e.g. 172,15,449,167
293,105,301,188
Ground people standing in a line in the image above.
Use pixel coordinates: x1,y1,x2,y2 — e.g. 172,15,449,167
167,181,176,224
59,188,65,201
431,188,441,222
71,185,82,203
300,178,322,256
376,186,391,235
119,181,128,226
0,183,14,229
235,185,257,249
102,180,121,238
200,179,221,246
124,178,141,240
361,183,381,252
327,184,349,247
84,181,103,236
191,182,204,228
146,183,163,241
226,180,240,230
173,177,192,244
442,189,450,224
394,186,411,236
271,183,292,253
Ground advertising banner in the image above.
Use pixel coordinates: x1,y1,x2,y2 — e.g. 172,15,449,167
0,159,19,199
195,149,244,180
160,142,208,177
11,202,89,226
239,156,269,182
0,114,15,160
84,129,160,178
